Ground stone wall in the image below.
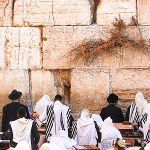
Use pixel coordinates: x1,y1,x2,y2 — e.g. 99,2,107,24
0,0,150,126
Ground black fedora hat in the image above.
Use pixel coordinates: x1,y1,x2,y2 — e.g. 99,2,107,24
8,90,22,100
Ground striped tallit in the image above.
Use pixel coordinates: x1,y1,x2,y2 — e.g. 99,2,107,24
129,102,141,124
71,120,77,139
66,107,72,128
46,104,54,139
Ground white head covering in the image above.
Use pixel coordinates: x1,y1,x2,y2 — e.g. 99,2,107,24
101,117,122,141
47,130,76,150
14,141,30,150
135,92,147,115
34,95,53,115
39,142,67,150
78,109,93,126
91,114,103,128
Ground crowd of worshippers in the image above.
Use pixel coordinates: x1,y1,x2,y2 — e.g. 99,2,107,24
1,89,150,150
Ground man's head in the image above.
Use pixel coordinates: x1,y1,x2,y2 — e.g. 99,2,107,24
107,93,118,104
54,95,62,101
17,107,27,118
8,89,22,101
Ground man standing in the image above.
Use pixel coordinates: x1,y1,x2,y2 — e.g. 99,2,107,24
39,95,71,140
2,89,30,132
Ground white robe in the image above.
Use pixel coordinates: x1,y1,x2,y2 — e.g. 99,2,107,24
129,92,147,124
77,109,97,145
10,118,33,150
140,103,150,140
100,117,122,150
101,117,122,141
39,100,69,136
34,95,53,116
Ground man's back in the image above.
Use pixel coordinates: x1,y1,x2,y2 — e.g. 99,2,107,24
100,104,124,123
2,102,30,131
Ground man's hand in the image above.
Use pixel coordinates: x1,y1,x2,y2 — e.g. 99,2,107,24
32,112,39,118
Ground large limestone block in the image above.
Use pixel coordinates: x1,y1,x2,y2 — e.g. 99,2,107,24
70,68,110,114
0,70,30,111
0,70,30,130
31,70,71,106
97,0,136,25
31,70,57,106
0,0,13,26
111,69,150,108
43,25,122,69
14,0,54,26
53,0,94,25
14,0,94,26
122,44,150,68
137,0,150,25
0,27,42,69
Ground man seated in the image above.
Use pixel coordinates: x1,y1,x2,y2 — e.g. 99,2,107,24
76,109,98,145
100,93,124,123
10,107,40,150
100,117,122,150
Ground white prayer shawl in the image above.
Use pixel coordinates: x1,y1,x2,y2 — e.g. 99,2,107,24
51,101,69,135
140,103,150,140
144,142,150,150
52,130,76,150
129,103,141,124
101,117,122,141
91,114,103,128
129,92,147,124
34,95,53,115
77,109,97,145
135,92,147,115
10,118,33,150
39,100,69,138
13,141,30,150
39,143,67,150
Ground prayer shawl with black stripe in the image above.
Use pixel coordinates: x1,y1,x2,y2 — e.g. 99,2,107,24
45,105,72,139
141,113,150,141
129,102,142,124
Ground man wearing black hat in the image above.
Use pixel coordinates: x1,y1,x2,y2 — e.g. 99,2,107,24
100,93,124,123
1,90,30,132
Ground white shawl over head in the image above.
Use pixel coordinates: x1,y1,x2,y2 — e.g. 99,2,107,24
91,114,103,128
34,95,53,115
135,92,147,115
101,117,122,141
77,109,97,145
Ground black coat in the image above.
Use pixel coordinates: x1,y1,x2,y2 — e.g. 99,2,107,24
2,102,30,132
100,104,124,123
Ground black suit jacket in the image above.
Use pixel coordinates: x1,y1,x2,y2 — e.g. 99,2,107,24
100,104,124,123
2,102,30,132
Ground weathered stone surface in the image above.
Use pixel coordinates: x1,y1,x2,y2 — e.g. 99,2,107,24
111,69,150,108
52,0,94,25
43,25,123,69
31,70,71,106
14,0,94,26
31,70,57,106
0,0,13,26
70,68,110,114
138,0,150,25
97,0,136,25
0,27,42,69
0,70,30,130
0,70,30,111
122,44,150,68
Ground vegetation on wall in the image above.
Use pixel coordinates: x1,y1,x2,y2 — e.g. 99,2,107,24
66,18,150,65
